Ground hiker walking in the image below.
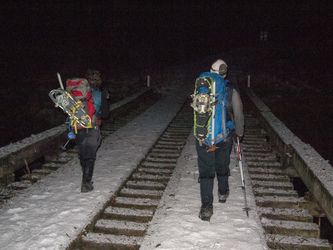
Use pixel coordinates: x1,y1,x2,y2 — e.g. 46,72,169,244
86,69,110,121
69,69,109,193
193,59,244,221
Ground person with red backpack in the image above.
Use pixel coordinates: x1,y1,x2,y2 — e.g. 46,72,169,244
66,70,109,193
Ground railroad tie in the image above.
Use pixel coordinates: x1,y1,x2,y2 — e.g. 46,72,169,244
244,115,331,249
78,100,193,249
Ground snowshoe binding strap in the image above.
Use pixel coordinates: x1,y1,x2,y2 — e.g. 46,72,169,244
49,89,93,132
191,93,211,114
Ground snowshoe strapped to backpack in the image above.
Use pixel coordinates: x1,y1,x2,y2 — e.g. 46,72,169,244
191,72,235,149
191,77,214,142
49,78,97,133
66,78,98,130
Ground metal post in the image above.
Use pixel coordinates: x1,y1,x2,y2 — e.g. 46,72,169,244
247,75,250,88
147,75,150,87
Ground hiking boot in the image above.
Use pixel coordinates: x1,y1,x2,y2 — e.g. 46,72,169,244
218,189,230,203
81,160,95,193
199,205,213,221
81,181,94,193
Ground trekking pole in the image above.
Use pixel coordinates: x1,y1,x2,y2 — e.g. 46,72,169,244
237,136,251,217
61,117,76,151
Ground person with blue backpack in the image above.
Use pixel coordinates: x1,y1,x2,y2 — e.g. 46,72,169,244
192,59,244,221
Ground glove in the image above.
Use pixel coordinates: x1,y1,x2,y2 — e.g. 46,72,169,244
235,134,243,143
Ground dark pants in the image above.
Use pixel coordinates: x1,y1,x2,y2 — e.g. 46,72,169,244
196,137,233,206
75,127,101,182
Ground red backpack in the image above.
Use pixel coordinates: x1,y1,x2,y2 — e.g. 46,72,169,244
66,78,98,130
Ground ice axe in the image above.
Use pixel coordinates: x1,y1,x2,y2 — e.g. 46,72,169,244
61,140,70,151
237,136,251,217
61,118,76,151
61,132,75,151
57,72,64,89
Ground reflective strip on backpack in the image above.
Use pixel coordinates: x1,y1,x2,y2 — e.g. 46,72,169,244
221,99,226,140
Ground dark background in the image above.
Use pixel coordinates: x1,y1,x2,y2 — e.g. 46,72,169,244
2,1,331,78
1,1,332,162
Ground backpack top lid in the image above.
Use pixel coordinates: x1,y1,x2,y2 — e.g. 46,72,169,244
67,78,89,88
199,72,226,87
66,78,90,98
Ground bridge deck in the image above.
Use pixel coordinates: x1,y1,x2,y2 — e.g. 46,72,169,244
0,85,268,250
1,84,332,249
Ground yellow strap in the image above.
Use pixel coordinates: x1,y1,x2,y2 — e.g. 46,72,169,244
69,106,78,133
68,100,93,131
69,116,78,134
75,101,83,109
73,120,78,134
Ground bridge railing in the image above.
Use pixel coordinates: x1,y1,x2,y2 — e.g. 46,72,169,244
246,88,333,226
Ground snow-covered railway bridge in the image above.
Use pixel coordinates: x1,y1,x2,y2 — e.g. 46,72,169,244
0,82,332,249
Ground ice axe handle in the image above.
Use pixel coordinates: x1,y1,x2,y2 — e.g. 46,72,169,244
57,73,64,90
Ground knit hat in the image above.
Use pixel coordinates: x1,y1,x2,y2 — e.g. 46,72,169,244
210,59,228,76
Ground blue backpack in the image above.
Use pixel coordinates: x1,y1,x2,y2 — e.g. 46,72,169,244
91,87,110,120
191,72,234,149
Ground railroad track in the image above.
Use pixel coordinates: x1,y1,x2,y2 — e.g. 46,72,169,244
1,88,332,249
69,108,331,249
68,99,193,249
243,114,332,249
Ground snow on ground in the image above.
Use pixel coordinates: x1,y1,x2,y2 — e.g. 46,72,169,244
141,134,268,250
0,84,268,250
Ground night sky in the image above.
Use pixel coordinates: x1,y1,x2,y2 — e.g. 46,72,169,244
1,1,332,79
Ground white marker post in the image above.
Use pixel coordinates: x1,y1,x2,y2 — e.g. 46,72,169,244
147,75,150,87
